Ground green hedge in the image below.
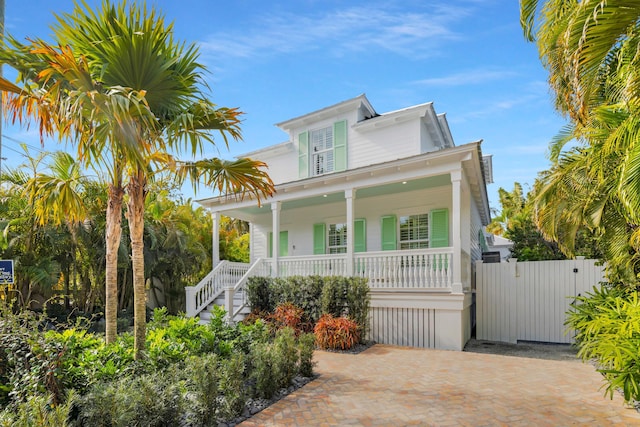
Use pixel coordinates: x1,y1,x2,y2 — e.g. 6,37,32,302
246,275,370,339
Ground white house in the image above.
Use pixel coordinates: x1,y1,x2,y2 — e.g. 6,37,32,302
187,94,492,351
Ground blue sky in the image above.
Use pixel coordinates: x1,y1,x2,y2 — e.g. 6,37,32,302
2,0,567,211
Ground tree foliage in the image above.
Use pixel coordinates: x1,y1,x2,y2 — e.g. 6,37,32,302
520,1,640,281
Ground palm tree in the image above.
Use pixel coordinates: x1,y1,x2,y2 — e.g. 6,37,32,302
520,1,640,280
520,1,640,124
0,38,152,343
0,1,274,357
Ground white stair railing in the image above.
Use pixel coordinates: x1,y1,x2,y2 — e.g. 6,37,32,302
231,258,271,319
185,261,250,317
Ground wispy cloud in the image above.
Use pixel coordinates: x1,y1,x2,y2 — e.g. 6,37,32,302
413,69,518,87
200,4,471,60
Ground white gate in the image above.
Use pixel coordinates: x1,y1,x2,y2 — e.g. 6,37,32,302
476,258,606,344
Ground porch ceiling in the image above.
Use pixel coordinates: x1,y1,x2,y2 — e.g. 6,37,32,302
228,175,450,218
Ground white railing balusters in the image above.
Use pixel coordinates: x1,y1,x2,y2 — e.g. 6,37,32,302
353,248,453,289
185,260,251,318
188,249,456,318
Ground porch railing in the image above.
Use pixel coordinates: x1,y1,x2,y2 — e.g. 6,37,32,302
265,248,453,289
185,261,250,317
188,248,455,319
277,254,347,277
354,249,452,288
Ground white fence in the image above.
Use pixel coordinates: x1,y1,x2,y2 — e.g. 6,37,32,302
476,258,606,344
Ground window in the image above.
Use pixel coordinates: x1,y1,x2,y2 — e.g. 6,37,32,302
298,120,347,179
311,126,334,176
328,223,347,254
399,214,429,249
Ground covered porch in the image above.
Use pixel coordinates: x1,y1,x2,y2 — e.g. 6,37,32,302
187,144,488,350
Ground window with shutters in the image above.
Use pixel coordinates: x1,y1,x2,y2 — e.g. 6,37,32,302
328,223,347,254
399,214,429,249
311,126,334,176
299,120,347,178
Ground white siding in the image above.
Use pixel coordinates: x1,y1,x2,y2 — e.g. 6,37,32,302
470,199,484,263
349,120,421,170
252,112,428,185
259,150,298,184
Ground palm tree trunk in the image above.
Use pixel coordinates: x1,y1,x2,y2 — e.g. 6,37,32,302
127,169,147,359
105,183,124,344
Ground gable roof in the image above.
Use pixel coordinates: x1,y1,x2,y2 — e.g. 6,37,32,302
275,94,376,131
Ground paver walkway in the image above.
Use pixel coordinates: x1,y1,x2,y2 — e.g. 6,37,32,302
240,344,640,426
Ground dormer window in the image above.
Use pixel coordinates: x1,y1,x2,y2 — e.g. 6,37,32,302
298,120,348,178
311,126,334,176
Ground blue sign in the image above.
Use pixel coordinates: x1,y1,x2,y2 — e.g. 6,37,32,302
0,260,14,284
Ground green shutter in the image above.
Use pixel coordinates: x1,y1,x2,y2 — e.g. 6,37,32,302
269,231,289,256
381,215,397,251
279,231,288,256
333,120,347,172
298,131,309,178
479,229,488,252
313,223,326,254
354,218,366,252
430,209,449,248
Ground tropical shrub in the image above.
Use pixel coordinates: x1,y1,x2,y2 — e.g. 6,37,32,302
0,306,68,405
567,284,640,403
345,277,371,341
271,302,305,334
298,332,316,377
181,353,246,426
0,392,75,427
314,314,360,350
247,276,273,313
78,370,183,427
321,276,347,318
249,327,313,399
247,275,370,342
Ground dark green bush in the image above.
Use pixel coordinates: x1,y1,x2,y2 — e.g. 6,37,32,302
0,307,67,405
78,371,183,427
249,327,312,399
247,276,273,313
345,277,371,341
292,276,324,323
249,340,280,399
181,355,220,426
0,391,74,427
217,352,246,420
567,284,640,403
273,327,299,389
298,333,316,377
321,276,347,318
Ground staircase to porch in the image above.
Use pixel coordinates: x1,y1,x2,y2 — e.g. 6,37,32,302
185,259,270,323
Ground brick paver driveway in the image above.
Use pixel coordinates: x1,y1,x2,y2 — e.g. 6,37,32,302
240,344,640,426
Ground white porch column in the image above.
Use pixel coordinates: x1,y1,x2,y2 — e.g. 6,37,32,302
212,211,221,268
271,201,281,277
249,222,255,263
451,170,463,294
345,188,354,276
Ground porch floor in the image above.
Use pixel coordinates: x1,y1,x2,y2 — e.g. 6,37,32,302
239,343,640,426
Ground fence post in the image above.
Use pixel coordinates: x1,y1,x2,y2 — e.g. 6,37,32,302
185,286,196,317
224,286,235,323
